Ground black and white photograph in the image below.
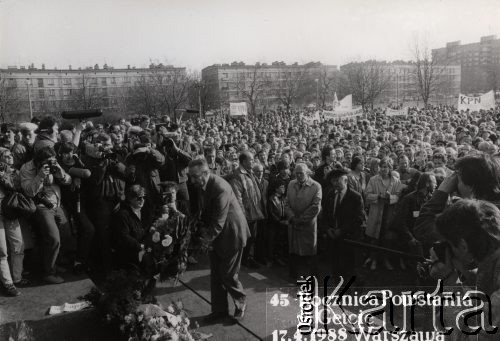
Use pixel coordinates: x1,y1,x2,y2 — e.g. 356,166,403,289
1,0,500,340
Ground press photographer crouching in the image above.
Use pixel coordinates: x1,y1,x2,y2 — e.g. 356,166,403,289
432,200,500,339
415,154,500,250
20,146,72,284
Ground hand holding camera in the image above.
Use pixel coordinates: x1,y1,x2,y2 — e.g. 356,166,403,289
165,138,179,154
38,163,52,179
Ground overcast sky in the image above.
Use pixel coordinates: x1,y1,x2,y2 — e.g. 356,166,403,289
1,0,499,71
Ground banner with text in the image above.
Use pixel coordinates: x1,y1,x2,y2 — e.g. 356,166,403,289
337,94,352,110
301,111,321,125
458,91,495,111
324,107,363,120
385,107,409,117
229,102,248,116
332,92,340,109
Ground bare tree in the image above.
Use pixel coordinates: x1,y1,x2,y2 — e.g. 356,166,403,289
69,72,106,110
125,67,190,118
187,77,214,117
155,68,190,117
410,38,448,107
126,74,162,116
273,65,312,112
343,60,390,110
235,64,269,116
317,66,338,108
0,77,23,123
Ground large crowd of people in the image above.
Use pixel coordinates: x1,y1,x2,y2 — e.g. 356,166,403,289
1,104,500,328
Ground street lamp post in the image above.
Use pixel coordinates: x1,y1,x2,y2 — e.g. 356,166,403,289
26,78,33,120
197,83,203,119
315,79,319,109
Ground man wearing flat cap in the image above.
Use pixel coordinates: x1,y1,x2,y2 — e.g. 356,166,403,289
322,168,365,279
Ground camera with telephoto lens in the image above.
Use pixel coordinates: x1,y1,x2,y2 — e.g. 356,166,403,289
98,146,117,160
416,240,451,285
44,159,59,174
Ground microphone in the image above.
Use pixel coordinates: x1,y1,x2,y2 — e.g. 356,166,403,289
68,167,91,178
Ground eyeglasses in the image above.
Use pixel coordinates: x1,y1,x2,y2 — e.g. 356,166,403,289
135,196,146,200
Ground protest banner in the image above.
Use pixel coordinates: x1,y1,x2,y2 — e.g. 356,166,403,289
337,94,352,110
332,92,340,109
301,111,321,125
457,90,495,111
229,102,248,116
385,107,409,117
324,107,363,120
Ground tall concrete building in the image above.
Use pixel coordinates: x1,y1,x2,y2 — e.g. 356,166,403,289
432,35,500,94
0,64,186,122
201,62,339,113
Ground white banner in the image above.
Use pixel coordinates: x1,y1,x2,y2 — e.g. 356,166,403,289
229,102,248,116
338,94,353,110
205,110,215,116
332,92,340,109
324,107,363,120
301,111,321,125
458,91,495,111
385,107,408,117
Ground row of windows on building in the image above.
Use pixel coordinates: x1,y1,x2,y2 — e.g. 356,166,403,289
25,97,122,111
9,76,158,87
6,74,180,88
33,87,110,98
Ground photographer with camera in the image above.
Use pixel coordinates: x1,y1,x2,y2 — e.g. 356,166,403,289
0,149,28,296
126,131,165,228
56,142,94,274
415,154,500,249
157,125,192,215
20,146,72,284
12,123,37,170
432,200,500,340
82,133,127,274
33,116,59,153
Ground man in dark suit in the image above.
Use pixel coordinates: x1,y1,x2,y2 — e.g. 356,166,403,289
322,168,365,280
188,158,250,321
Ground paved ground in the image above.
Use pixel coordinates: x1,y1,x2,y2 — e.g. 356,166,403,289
0,254,422,340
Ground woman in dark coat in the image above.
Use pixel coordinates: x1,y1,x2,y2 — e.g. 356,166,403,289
111,185,147,271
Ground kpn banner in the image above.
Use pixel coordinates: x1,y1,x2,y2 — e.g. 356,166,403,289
458,91,495,111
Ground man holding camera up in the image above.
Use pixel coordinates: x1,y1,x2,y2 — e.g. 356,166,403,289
126,131,165,228
82,133,127,274
158,125,192,215
20,146,72,284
